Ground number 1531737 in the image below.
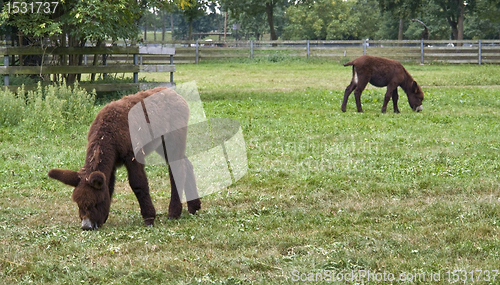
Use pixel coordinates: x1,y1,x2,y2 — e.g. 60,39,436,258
4,2,59,14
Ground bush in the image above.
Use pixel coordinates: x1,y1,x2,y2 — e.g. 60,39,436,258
0,88,25,126
0,82,96,132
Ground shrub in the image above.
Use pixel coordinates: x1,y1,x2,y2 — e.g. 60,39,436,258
0,82,96,132
0,87,25,127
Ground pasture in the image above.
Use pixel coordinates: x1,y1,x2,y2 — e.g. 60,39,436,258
1,60,500,284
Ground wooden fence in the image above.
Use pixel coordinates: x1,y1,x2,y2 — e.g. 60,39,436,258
158,39,500,64
0,46,175,92
1,40,499,92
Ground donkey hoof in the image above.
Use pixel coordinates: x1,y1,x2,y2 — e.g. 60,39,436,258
144,217,155,227
168,210,182,219
188,200,201,214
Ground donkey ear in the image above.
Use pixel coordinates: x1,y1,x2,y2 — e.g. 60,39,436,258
48,169,80,187
412,81,420,93
88,171,106,190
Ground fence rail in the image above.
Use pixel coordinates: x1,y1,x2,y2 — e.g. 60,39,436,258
154,39,500,64
0,46,175,92
1,40,499,92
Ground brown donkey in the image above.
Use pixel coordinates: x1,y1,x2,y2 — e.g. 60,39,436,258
341,55,424,113
48,87,201,230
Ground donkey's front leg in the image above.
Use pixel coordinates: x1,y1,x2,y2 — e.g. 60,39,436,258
125,161,156,226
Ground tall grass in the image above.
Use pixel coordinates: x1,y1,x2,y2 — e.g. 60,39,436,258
0,82,96,132
0,88,25,126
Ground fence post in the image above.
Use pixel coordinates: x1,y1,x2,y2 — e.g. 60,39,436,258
478,40,482,65
250,40,253,60
170,53,174,85
420,39,424,65
363,39,367,55
133,54,138,84
4,55,9,86
195,40,199,64
102,54,108,78
307,40,310,59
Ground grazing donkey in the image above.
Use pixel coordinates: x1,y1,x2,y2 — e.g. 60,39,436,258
48,87,201,230
341,55,424,113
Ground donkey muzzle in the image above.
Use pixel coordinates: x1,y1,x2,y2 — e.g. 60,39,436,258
81,218,98,230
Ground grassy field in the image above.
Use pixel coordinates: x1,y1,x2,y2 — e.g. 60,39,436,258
1,60,500,284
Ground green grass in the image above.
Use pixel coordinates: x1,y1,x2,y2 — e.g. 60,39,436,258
1,61,500,284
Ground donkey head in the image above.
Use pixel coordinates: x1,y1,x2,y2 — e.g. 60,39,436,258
48,169,110,230
407,81,424,112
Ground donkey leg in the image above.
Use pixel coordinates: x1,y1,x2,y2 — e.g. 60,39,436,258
392,89,400,113
185,158,201,214
341,82,356,112
354,80,368,113
109,166,116,198
167,160,186,219
382,84,398,113
125,161,156,226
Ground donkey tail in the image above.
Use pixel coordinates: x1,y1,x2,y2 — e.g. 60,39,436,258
343,60,354,67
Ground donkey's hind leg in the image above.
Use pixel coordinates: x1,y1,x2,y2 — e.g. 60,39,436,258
342,67,359,112
391,88,400,113
184,158,201,214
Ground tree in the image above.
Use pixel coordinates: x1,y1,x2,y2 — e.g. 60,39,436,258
328,0,381,40
227,7,268,40
284,0,381,40
168,3,222,40
221,0,288,40
0,0,143,82
173,0,209,40
284,0,345,40
430,0,476,43
464,0,500,39
377,0,423,40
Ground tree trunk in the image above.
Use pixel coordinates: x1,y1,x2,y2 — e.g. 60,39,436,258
224,12,227,41
162,10,166,42
188,21,193,40
153,9,157,42
457,1,465,46
61,31,67,81
442,4,459,43
66,35,82,84
398,18,404,46
398,19,404,41
265,2,278,41
170,14,175,41
446,12,458,41
90,40,103,83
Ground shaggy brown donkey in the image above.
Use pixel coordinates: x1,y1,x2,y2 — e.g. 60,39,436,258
49,87,201,230
341,55,424,113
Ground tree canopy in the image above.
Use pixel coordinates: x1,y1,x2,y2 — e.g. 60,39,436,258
1,0,499,45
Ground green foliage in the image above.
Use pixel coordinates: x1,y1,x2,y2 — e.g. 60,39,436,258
378,0,423,19
284,0,382,40
283,0,500,40
1,0,142,46
0,1,61,37
0,82,96,132
66,0,142,43
0,88,25,127
221,0,286,40
327,0,381,40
